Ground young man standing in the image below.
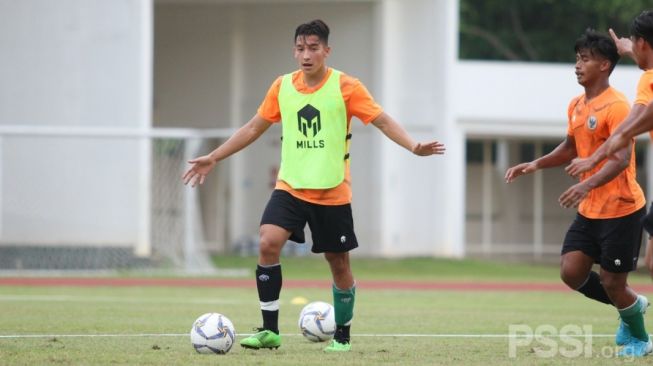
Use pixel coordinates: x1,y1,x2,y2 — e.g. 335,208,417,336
567,10,653,280
505,29,651,357
182,19,445,352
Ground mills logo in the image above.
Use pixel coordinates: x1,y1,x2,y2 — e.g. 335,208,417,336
296,104,325,149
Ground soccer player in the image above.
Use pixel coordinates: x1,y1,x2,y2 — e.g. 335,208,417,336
505,29,651,357
182,19,445,352
567,10,653,280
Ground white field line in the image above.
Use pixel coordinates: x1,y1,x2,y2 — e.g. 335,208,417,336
0,294,246,304
0,333,616,339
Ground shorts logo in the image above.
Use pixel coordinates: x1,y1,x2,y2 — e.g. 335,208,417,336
614,259,621,267
587,116,597,130
297,104,321,137
340,235,346,244
258,274,270,282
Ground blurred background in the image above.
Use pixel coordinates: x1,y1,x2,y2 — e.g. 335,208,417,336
0,0,651,273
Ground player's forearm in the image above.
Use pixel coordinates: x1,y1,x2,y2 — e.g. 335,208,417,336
208,116,269,162
581,156,629,191
583,141,610,168
372,113,417,153
532,143,576,169
620,102,653,140
582,142,631,191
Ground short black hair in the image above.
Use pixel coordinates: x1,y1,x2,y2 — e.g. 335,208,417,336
574,28,620,74
630,9,653,48
294,19,330,45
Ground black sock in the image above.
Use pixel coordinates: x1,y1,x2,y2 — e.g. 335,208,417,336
334,325,350,344
261,310,279,334
577,271,612,305
256,264,282,334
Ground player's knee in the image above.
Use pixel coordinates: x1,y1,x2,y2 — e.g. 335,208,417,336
559,263,586,289
258,237,282,260
324,252,345,263
560,269,583,289
324,252,349,270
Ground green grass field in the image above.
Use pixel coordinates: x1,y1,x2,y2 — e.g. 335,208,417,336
1,256,652,365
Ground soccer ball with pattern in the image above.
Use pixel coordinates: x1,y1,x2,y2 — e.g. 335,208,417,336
190,313,236,354
298,301,336,342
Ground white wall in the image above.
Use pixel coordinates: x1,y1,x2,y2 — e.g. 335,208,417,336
454,61,643,137
0,0,152,247
374,0,462,257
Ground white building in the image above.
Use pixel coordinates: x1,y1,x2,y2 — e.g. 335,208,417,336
0,0,648,268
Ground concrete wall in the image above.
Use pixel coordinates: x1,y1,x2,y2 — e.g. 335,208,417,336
0,0,152,248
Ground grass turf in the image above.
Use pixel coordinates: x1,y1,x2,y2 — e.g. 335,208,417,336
1,257,652,365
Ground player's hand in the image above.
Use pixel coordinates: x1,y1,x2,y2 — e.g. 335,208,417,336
504,162,537,183
558,182,589,209
565,157,594,178
609,28,633,56
182,155,217,187
412,141,446,156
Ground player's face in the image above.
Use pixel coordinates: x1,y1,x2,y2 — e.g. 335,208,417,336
294,35,330,78
574,49,605,87
631,36,648,70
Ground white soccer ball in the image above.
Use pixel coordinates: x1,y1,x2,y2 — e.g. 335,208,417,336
298,301,336,342
190,313,236,354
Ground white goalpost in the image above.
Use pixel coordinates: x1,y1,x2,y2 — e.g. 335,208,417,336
0,125,234,273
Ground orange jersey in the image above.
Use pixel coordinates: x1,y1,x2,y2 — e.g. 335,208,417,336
567,87,645,219
257,68,383,205
633,70,653,140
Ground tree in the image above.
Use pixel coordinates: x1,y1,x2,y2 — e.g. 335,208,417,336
460,0,651,62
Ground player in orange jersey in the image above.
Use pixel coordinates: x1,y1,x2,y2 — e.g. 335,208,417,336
506,29,651,357
567,11,653,283
182,19,445,353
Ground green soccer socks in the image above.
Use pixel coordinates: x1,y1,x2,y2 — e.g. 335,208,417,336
619,295,650,342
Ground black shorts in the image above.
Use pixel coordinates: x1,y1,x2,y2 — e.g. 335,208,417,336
260,190,359,253
641,202,653,236
561,207,645,273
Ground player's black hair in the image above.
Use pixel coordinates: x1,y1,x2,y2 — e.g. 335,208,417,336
630,9,653,48
294,19,330,45
574,28,620,74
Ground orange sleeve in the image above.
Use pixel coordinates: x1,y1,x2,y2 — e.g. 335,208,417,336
256,76,283,123
634,71,653,106
340,74,383,124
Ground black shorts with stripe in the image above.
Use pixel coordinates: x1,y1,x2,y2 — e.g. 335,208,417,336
260,189,359,253
561,207,645,273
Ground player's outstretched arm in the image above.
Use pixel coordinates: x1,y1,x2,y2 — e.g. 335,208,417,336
505,136,577,183
182,114,272,187
609,28,636,62
504,162,537,183
371,112,445,156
